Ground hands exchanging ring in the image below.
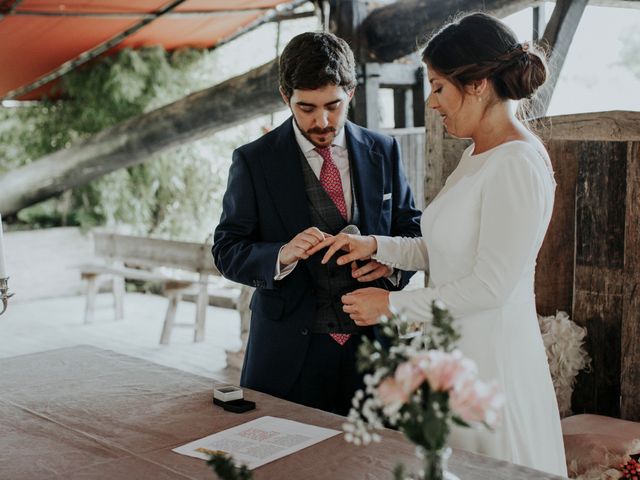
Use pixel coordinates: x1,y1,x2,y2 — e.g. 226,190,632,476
285,230,393,325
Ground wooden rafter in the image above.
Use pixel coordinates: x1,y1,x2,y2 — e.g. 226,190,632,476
533,0,589,117
361,0,535,63
0,60,283,215
361,0,640,63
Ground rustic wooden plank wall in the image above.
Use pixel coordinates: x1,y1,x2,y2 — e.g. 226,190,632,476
422,110,640,420
622,142,640,420
388,127,427,210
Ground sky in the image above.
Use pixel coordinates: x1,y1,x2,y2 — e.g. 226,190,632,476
504,3,640,115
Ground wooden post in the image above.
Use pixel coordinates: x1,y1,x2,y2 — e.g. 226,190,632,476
329,0,367,61
535,140,578,316
412,65,426,128
424,108,444,207
394,89,413,128
194,273,208,342
621,141,640,420
532,4,546,42
572,140,627,418
160,291,181,345
83,273,99,324
353,62,381,129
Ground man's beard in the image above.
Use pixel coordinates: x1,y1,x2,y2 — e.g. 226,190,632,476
291,110,348,147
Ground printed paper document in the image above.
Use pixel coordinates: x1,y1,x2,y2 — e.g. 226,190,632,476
173,416,341,469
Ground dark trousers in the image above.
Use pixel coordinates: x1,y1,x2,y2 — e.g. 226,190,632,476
287,330,371,416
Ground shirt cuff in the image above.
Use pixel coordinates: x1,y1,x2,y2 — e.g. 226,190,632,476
274,244,298,280
387,268,401,287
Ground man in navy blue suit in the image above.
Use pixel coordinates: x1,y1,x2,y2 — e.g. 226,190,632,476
213,32,421,415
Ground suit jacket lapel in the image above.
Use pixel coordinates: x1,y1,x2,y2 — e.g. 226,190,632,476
261,118,312,240
346,122,383,234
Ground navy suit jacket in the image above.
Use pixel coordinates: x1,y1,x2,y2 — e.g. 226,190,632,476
213,118,421,398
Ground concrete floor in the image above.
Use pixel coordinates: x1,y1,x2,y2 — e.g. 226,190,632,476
0,292,242,384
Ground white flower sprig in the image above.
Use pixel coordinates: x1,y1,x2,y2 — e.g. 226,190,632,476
343,302,504,452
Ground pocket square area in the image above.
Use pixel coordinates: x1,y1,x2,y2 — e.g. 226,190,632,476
383,193,392,201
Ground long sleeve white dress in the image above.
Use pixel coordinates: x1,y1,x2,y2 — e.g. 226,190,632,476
373,140,567,476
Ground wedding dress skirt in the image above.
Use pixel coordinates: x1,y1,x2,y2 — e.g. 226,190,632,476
373,141,567,476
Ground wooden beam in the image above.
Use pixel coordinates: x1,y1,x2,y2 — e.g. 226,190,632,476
361,0,536,63
533,0,588,117
531,111,640,141
0,60,283,215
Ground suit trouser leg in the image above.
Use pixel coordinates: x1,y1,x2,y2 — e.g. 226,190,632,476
287,331,370,416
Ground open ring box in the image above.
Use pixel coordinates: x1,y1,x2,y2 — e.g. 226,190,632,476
213,384,256,413
213,384,244,402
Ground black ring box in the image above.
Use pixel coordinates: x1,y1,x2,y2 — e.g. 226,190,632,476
213,397,256,413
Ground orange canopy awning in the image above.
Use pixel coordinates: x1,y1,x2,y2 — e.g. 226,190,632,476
0,0,306,100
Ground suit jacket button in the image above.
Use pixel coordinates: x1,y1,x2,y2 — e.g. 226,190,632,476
300,328,309,336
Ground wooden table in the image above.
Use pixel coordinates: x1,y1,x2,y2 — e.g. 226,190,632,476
0,346,565,479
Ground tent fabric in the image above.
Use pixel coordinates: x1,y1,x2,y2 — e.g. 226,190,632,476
0,0,296,100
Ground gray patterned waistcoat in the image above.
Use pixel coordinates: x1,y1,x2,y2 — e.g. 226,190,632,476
299,150,371,334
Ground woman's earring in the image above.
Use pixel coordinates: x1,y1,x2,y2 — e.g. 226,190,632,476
477,96,482,103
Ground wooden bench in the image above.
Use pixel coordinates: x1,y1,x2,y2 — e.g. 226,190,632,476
78,232,230,345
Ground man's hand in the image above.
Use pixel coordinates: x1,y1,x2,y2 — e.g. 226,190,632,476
342,287,391,325
280,227,327,266
351,260,393,282
306,233,377,266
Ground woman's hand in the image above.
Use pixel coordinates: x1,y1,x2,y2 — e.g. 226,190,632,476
351,260,394,282
306,233,378,266
342,287,391,326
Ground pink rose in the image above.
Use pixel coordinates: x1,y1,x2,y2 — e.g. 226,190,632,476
394,361,425,395
419,350,476,392
449,378,504,427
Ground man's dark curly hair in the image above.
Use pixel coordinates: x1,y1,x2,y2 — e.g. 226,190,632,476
279,32,357,98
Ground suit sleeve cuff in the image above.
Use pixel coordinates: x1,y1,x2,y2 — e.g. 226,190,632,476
274,244,298,280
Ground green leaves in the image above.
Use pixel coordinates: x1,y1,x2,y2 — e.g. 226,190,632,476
0,47,228,239
207,452,253,480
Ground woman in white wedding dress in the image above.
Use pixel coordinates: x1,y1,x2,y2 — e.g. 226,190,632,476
308,12,567,477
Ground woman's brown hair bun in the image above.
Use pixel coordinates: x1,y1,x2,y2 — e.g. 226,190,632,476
422,13,549,102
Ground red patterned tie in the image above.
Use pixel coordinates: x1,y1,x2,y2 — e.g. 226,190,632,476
315,146,350,346
315,146,348,220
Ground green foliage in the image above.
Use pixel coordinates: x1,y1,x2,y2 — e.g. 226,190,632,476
207,453,253,480
0,47,235,240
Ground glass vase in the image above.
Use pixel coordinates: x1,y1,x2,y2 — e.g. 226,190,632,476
414,446,459,480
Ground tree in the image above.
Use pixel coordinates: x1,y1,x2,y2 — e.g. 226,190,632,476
0,47,240,240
